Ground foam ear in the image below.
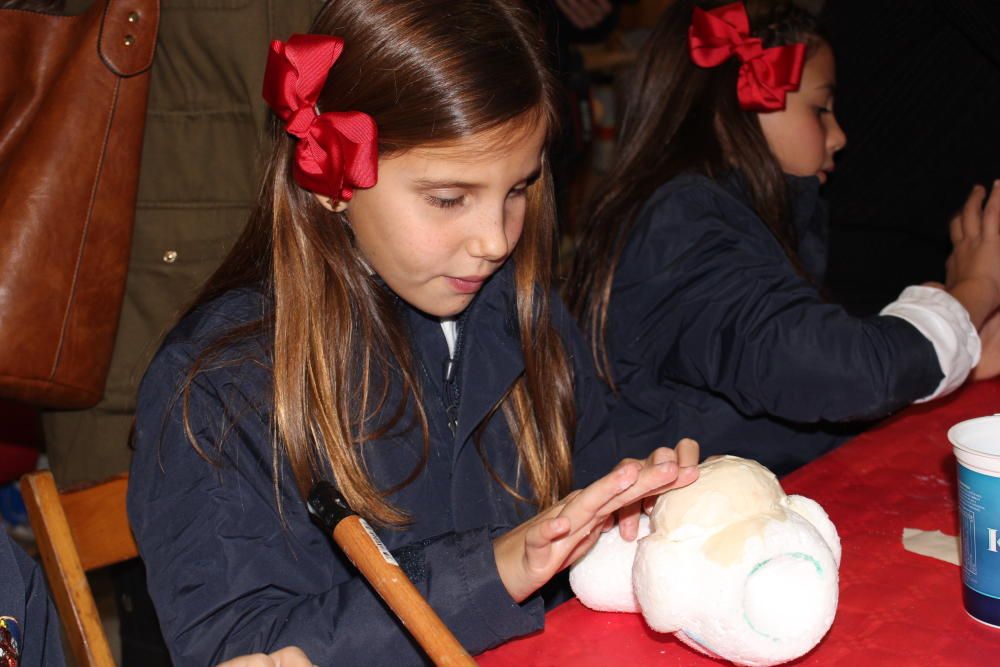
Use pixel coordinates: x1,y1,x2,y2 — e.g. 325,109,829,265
786,494,841,566
735,514,839,666
634,514,838,667
569,514,650,613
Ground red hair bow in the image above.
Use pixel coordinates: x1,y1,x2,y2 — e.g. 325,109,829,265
263,34,378,200
688,2,806,112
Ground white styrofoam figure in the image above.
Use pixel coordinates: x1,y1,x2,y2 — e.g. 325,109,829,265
569,513,651,612
571,455,840,667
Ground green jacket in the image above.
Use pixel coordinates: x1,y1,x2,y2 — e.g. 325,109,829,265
45,0,322,485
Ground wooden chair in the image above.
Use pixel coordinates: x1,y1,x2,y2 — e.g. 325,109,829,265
20,471,136,667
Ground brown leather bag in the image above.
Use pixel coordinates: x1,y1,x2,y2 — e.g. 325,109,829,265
0,0,160,408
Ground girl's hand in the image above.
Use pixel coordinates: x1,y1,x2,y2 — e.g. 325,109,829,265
946,182,1000,327
217,647,315,667
615,438,700,542
493,439,700,603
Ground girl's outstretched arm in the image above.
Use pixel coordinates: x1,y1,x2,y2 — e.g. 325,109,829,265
493,440,699,603
608,177,947,425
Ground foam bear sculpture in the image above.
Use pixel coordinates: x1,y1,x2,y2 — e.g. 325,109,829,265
570,455,840,667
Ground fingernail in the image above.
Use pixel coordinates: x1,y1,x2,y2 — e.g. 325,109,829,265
655,461,678,473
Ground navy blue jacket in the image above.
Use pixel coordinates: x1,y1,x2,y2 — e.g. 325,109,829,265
606,173,943,475
0,529,65,667
128,262,617,665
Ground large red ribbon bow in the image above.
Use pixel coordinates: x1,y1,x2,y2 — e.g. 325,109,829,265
688,2,805,112
263,34,378,200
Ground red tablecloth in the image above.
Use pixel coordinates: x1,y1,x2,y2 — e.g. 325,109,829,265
479,380,1000,666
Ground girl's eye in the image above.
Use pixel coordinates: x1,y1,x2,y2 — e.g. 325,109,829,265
425,194,464,209
508,174,539,199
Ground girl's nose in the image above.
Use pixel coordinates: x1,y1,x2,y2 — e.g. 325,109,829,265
468,210,510,262
829,115,847,154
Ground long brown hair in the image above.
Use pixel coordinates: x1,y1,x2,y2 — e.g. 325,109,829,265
183,0,574,526
564,0,824,384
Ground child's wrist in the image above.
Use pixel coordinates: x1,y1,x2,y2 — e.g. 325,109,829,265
493,534,532,603
948,277,1000,328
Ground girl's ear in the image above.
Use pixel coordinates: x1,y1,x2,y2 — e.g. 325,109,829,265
314,193,349,213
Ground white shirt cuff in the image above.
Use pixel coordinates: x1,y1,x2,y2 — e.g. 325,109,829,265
879,285,981,402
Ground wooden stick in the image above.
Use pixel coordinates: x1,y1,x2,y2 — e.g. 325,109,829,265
20,471,116,667
309,483,477,667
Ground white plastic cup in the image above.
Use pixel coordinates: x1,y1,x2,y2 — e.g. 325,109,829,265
949,415,1000,628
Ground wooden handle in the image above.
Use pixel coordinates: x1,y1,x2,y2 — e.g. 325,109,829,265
332,516,477,666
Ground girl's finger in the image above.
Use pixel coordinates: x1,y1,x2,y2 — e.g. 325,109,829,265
523,517,570,571
660,464,700,492
613,456,641,471
271,647,314,667
962,185,986,239
532,517,570,546
592,460,680,518
645,446,676,466
983,180,1000,237
674,438,700,467
550,462,644,539
617,501,643,541
561,461,641,520
622,463,699,509
950,213,964,244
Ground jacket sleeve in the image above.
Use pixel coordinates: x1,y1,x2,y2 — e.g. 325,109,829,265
609,188,943,424
128,346,543,667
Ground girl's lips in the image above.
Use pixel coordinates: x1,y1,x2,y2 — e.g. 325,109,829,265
446,275,488,294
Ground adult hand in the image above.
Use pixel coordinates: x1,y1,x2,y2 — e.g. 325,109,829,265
493,439,699,603
217,647,315,667
554,0,614,30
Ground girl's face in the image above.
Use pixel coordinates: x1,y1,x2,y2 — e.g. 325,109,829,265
757,42,846,184
339,119,547,318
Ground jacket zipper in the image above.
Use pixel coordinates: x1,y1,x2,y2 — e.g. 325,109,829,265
443,313,467,438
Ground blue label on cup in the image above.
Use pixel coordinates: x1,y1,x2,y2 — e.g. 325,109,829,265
958,464,1000,599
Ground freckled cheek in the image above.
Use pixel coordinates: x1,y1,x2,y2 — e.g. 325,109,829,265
508,220,526,249
505,203,528,249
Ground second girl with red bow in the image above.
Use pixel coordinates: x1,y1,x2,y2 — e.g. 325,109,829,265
567,0,1000,475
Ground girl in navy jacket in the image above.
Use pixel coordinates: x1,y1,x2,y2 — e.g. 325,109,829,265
566,0,1000,475
127,1,698,664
